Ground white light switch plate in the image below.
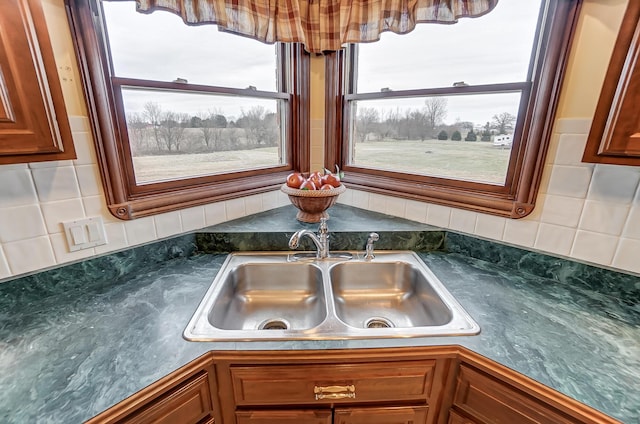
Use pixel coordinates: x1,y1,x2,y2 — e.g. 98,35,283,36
63,217,107,252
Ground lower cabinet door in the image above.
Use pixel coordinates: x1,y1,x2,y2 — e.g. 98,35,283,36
235,409,332,424
448,410,479,424
334,406,429,424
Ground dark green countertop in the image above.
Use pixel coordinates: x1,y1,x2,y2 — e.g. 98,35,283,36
0,205,638,423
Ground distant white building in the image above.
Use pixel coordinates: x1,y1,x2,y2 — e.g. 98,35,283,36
493,134,512,147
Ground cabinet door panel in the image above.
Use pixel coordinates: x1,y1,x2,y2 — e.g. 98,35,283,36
583,1,640,165
0,0,75,164
453,364,577,424
236,409,332,424
122,373,213,424
334,406,429,424
447,410,478,424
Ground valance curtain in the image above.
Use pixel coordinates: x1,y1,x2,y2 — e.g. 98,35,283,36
133,0,499,53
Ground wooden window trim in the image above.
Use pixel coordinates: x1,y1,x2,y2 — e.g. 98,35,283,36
64,0,310,220
325,0,581,219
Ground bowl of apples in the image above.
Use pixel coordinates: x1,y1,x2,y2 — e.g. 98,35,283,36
281,167,345,223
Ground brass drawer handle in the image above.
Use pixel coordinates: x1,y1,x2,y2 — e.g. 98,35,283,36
314,384,356,400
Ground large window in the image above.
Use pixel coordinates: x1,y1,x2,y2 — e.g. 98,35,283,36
326,0,581,218
66,0,309,219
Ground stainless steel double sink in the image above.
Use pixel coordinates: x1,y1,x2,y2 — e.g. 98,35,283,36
183,251,480,341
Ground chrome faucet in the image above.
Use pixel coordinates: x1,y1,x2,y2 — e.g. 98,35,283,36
288,218,330,259
364,232,379,260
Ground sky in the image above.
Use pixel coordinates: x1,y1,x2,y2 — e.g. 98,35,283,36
103,0,542,126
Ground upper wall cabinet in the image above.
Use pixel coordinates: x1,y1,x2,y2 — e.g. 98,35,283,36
0,0,75,165
584,1,640,166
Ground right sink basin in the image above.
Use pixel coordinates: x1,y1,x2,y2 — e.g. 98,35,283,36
330,261,453,329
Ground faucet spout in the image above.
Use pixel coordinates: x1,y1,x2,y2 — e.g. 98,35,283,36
288,218,330,259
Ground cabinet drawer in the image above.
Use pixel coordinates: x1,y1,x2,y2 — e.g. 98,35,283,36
453,364,577,424
122,372,213,424
231,360,436,405
236,409,332,424
334,405,429,424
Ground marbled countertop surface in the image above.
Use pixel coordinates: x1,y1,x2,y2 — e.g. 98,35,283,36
0,205,638,423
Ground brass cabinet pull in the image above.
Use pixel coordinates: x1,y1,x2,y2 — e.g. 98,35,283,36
313,384,356,400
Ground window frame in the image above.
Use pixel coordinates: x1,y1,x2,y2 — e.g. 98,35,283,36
65,0,310,220
325,0,581,218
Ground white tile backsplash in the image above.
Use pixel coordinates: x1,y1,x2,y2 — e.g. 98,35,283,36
534,223,576,256
579,201,629,236
404,200,428,223
0,248,10,279
540,194,584,227
0,168,39,207
225,198,246,221
587,165,640,203
180,206,205,232
40,199,86,234
503,219,539,247
546,165,593,198
154,211,182,239
571,230,619,265
75,164,102,196
124,216,157,246
0,205,48,242
475,214,506,240
449,209,477,234
612,238,640,274
50,232,96,263
204,202,227,227
622,206,640,239
426,204,451,228
4,236,56,275
32,166,81,202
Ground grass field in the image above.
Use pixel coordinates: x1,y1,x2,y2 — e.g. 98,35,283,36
132,139,511,184
353,139,511,184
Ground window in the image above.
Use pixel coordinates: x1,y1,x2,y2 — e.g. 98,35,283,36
325,0,581,218
66,0,309,219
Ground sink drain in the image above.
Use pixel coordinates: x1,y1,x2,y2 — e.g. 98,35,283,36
364,317,394,329
258,319,290,330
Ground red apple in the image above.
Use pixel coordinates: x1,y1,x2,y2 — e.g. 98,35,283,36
286,172,304,188
299,179,316,190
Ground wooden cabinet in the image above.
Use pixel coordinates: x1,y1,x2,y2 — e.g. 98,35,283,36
88,347,621,424
583,1,640,166
441,350,621,424
0,0,75,164
213,348,456,424
85,354,217,424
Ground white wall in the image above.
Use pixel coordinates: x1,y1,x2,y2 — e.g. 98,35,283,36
0,0,638,282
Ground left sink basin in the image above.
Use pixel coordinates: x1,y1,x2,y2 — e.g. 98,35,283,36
207,262,326,331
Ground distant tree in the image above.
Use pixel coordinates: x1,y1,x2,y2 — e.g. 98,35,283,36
159,111,188,151
437,130,448,140
143,102,163,151
126,112,148,154
451,130,462,141
491,112,516,135
464,130,477,142
238,106,270,147
424,98,448,134
198,109,227,151
355,107,380,142
481,122,492,141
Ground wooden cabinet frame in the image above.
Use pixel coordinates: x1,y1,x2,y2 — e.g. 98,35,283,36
583,1,640,165
0,0,76,164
